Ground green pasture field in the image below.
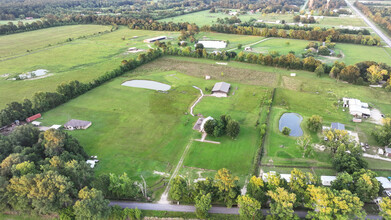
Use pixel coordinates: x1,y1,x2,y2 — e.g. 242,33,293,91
159,10,367,28
241,38,391,65
39,71,200,185
0,26,180,108
0,25,111,58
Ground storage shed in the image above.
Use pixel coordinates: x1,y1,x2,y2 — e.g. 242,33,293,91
212,82,231,97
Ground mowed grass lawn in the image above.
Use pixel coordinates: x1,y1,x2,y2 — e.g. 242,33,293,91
184,85,270,178
0,26,180,108
40,71,203,184
0,25,111,58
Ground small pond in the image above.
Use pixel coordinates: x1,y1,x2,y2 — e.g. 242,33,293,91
279,113,303,137
121,80,171,91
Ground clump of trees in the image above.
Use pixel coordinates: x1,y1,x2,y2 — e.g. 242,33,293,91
372,118,391,147
282,126,291,135
203,114,240,139
307,115,323,132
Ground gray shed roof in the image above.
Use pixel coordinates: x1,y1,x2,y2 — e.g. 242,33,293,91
331,122,345,131
212,82,231,93
64,119,91,128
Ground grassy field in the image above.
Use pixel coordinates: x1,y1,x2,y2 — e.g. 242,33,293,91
0,25,111,58
0,26,180,108
159,10,367,28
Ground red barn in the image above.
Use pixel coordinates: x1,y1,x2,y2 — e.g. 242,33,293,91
26,113,41,123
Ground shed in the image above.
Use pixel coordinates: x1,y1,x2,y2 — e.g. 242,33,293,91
212,82,231,97
193,117,205,131
50,125,62,130
290,73,296,77
26,113,41,122
331,122,345,131
64,119,92,130
376,177,391,190
378,148,384,155
385,148,391,157
321,176,336,186
31,121,41,126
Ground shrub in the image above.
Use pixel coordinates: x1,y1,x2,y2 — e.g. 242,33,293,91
282,127,291,136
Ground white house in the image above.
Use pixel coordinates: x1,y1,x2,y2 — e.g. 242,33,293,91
376,177,391,190
64,119,92,130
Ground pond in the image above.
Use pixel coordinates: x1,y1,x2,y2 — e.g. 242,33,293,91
121,80,171,91
279,113,303,137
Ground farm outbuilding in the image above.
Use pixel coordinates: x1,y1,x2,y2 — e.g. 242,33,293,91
376,177,391,190
343,98,370,118
143,36,167,43
26,113,42,123
212,82,231,97
64,119,92,130
196,41,227,49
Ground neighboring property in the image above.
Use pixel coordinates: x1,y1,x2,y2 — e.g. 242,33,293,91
196,41,227,49
212,82,231,97
343,98,371,118
376,177,391,190
321,176,336,186
143,36,167,43
331,122,345,131
26,113,42,123
64,119,92,130
385,148,391,157
50,125,62,130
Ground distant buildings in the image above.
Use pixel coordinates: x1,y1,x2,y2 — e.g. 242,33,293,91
143,36,167,43
212,82,231,97
64,119,92,130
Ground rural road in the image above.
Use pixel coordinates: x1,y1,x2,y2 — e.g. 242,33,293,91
344,0,391,48
109,201,382,219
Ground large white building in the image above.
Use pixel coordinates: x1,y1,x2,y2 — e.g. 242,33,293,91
343,98,370,117
196,41,227,49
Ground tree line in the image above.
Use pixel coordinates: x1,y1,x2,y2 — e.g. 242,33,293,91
0,48,163,127
355,1,391,35
201,24,381,46
240,19,371,35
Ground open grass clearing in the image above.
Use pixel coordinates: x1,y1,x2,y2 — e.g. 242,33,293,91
0,25,111,59
0,27,180,108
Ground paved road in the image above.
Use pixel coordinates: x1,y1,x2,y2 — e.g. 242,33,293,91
110,201,382,219
344,0,391,48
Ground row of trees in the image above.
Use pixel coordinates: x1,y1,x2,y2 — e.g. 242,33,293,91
0,48,163,127
241,19,370,35
355,2,391,35
169,167,382,219
202,24,381,46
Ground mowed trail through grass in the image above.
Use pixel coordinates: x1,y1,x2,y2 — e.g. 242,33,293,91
0,25,111,58
0,27,180,108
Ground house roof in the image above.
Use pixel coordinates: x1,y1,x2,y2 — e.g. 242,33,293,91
376,177,391,189
193,117,204,131
331,122,345,130
64,119,91,128
26,113,41,122
212,82,231,93
321,176,336,185
386,148,391,154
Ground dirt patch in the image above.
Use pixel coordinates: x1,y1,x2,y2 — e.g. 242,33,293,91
282,76,302,91
136,57,277,87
